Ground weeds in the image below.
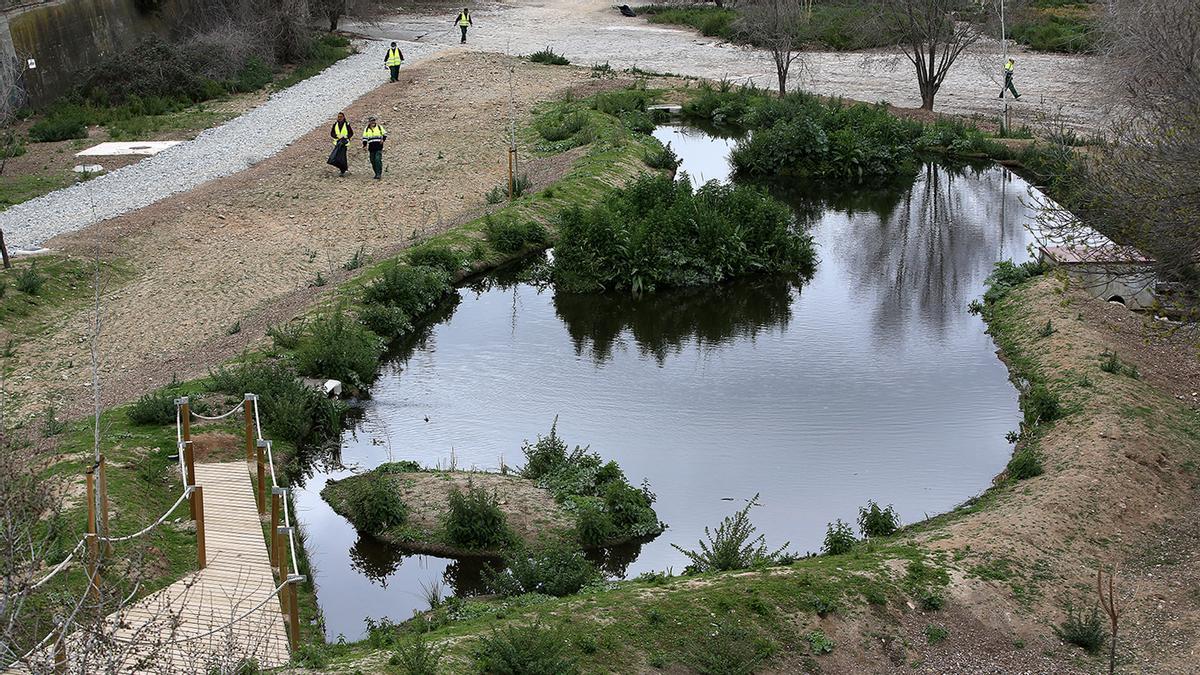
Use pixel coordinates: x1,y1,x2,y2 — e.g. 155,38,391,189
924,624,948,645
1038,319,1055,337
294,307,383,389
1099,351,1139,378
389,636,442,674
857,500,900,538
342,476,407,535
1022,383,1063,427
13,264,44,295
443,480,514,550
408,245,463,275
484,543,599,597
483,215,548,254
41,406,67,437
266,321,304,350
343,245,368,271
470,623,578,675
643,140,681,171
127,389,178,426
806,629,835,654
226,320,241,336
690,621,775,674
207,360,346,446
529,47,570,66
822,519,856,555
672,494,790,573
485,186,507,204
360,264,454,337
1054,604,1107,653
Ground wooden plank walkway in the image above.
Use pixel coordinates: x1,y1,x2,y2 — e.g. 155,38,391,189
98,461,291,671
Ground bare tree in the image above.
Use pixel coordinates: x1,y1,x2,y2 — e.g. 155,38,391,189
739,0,810,96
877,0,982,110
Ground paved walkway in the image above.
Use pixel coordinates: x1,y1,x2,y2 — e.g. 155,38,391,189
101,461,290,671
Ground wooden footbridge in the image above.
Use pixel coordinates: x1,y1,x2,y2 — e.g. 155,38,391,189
13,395,304,672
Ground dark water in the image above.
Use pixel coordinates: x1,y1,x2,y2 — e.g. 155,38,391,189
295,125,1038,640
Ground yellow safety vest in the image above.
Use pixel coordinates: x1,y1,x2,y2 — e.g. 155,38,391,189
363,125,386,141
386,48,403,67
333,122,350,143
457,11,470,26
1004,61,1014,74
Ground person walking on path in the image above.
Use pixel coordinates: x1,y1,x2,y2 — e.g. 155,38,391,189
362,117,387,180
327,112,353,176
385,42,405,82
999,57,1021,100
454,8,473,44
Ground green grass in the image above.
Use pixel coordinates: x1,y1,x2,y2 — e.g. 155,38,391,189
637,2,902,51
0,173,73,210
273,35,354,91
0,255,133,337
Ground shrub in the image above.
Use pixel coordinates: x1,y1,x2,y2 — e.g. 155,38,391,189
925,624,948,645
41,406,66,437
554,174,815,294
857,500,900,538
408,245,463,276
390,636,442,674
1006,447,1044,480
363,264,453,316
28,107,90,142
822,519,856,555
920,590,946,611
1099,351,1139,378
1022,383,1062,427
294,308,383,389
603,480,654,531
443,481,514,550
529,47,570,66
483,215,548,254
344,478,407,535
207,360,345,446
643,140,681,171
266,321,304,350
980,259,1045,306
689,621,774,675
13,263,45,295
360,304,411,337
484,543,599,597
590,87,655,117
575,503,616,546
672,494,789,573
536,109,592,143
485,186,507,204
471,624,578,675
1054,604,1107,653
519,422,582,479
127,389,178,426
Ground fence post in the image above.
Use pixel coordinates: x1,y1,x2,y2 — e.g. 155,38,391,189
287,579,300,651
194,486,206,569
97,454,111,554
255,440,266,514
270,490,281,566
243,394,255,462
184,440,197,520
180,396,192,443
85,466,99,603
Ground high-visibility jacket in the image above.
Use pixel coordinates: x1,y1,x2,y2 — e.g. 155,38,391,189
386,47,404,67
332,121,351,144
1004,60,1014,74
457,11,471,26
362,125,387,149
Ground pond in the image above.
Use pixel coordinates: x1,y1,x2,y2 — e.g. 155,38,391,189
294,125,1039,640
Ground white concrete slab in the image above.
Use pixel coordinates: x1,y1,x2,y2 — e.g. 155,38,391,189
75,141,184,157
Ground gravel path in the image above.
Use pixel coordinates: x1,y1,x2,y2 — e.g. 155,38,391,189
0,39,439,251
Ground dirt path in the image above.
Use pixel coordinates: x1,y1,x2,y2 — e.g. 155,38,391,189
354,0,1112,131
3,51,601,423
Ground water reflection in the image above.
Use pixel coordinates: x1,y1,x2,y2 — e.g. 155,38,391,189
555,276,803,364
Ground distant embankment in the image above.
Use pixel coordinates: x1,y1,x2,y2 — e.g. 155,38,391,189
0,0,202,108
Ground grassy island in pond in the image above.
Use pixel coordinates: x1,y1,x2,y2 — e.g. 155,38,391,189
321,425,664,556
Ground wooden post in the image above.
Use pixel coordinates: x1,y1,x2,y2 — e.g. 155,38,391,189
85,467,99,603
0,227,11,270
270,492,281,566
52,625,67,674
194,486,206,569
287,580,300,651
507,148,515,200
97,454,111,554
180,396,192,443
184,440,197,520
243,394,255,462
256,442,266,514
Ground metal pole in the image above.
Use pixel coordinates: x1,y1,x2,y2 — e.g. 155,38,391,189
185,440,197,520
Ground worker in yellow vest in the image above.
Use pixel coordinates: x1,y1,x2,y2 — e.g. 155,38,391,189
385,42,405,83
999,57,1020,100
454,8,473,44
361,117,387,180
327,112,353,176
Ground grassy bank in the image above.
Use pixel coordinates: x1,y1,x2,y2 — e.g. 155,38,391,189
637,2,901,51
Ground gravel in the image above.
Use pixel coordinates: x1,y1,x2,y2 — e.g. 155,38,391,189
0,39,437,252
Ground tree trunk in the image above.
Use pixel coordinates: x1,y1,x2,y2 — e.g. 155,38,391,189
921,90,935,110
777,68,787,97
0,227,10,269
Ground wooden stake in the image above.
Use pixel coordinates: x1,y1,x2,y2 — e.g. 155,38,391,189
243,395,255,462
184,440,197,521
97,454,111,554
85,467,99,603
256,443,266,514
180,397,192,444
194,486,206,569
507,148,515,201
52,625,67,674
287,581,300,651
270,492,281,567
0,227,11,270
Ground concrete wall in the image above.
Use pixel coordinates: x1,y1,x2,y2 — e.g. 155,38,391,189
2,0,198,108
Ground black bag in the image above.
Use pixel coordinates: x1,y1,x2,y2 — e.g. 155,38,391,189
327,140,349,172
619,4,636,17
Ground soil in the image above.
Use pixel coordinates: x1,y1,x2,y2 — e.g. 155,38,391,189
1,51,603,424
322,470,577,556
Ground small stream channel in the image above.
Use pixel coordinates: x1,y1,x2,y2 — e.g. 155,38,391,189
294,125,1040,640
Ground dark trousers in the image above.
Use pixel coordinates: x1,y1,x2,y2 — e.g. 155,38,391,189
369,148,383,178
389,65,400,82
1000,73,1020,99
460,25,468,43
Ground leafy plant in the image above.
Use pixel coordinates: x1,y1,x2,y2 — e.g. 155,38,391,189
470,624,578,675
127,389,178,426
671,494,789,573
485,185,507,204
806,629,835,654
266,321,304,350
483,543,599,597
1054,604,1107,654
41,406,67,437
1022,383,1063,426
408,245,463,275
13,263,44,295
1038,319,1055,337
529,47,570,66
925,624,948,645
206,360,346,446
294,307,382,389
1006,447,1044,480
342,476,407,535
1099,351,1138,378
226,320,241,336
689,621,774,674
857,500,900,538
483,215,548,254
389,636,442,674
443,481,514,550
643,140,681,171
343,245,368,271
822,519,856,555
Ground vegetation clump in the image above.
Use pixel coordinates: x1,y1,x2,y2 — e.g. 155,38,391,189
483,215,549,254
519,423,663,546
529,47,570,65
552,173,815,294
343,477,408,536
207,360,346,446
822,519,856,555
671,494,790,573
126,389,178,426
857,500,900,538
443,480,516,550
471,624,579,675
294,307,383,389
1054,604,1107,653
360,264,455,337
484,543,600,597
